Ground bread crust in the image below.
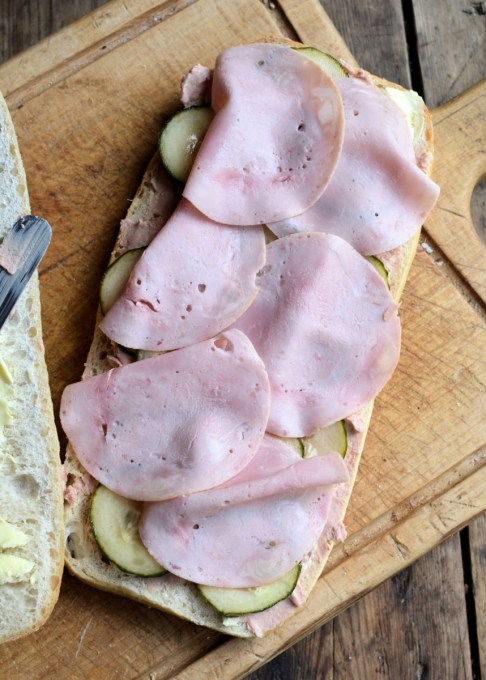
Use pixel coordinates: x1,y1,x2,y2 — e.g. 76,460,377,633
62,40,435,637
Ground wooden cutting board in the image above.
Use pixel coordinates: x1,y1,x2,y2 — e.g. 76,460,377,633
1,0,485,677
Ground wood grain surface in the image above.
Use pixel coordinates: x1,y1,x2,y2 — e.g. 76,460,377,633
0,1,484,679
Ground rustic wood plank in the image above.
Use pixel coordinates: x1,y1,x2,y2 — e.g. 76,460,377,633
469,515,486,678
276,0,356,65
413,0,486,108
318,0,411,86
413,4,486,672
6,572,224,680
413,0,486,305
0,0,199,104
246,622,333,680
425,83,486,307
332,535,472,680
0,0,106,63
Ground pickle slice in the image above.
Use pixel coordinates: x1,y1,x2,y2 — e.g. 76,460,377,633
99,247,144,315
303,420,348,458
294,47,348,78
367,255,390,288
90,485,165,577
159,106,214,183
199,564,301,616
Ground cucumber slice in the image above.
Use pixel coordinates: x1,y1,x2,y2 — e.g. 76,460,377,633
99,248,144,316
281,437,304,457
383,87,426,145
159,106,214,183
90,485,165,577
366,255,390,288
198,564,301,616
135,349,162,361
294,47,348,78
303,420,348,458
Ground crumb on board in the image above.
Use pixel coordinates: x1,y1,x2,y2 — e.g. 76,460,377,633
420,241,434,254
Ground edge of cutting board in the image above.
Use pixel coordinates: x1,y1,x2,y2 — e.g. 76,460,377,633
0,1,485,678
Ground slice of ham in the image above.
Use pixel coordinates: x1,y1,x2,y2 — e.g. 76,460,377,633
183,43,344,226
180,64,212,108
231,232,401,437
99,199,265,351
60,330,270,501
139,435,348,587
117,160,180,255
269,76,440,255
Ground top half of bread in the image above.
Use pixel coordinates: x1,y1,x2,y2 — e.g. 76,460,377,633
0,95,64,645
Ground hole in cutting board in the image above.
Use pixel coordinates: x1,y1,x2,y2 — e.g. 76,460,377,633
471,177,486,244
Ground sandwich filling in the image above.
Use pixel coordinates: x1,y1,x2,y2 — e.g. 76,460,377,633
62,42,439,637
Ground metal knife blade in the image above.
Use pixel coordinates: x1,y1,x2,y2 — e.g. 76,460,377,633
0,215,51,331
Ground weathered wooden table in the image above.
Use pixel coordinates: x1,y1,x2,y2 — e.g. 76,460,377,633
0,1,484,678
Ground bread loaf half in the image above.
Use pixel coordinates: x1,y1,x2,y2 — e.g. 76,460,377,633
0,95,63,644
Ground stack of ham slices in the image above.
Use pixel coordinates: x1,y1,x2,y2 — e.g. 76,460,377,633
61,43,439,637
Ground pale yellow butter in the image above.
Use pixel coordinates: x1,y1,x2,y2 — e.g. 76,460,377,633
0,554,34,583
0,519,29,548
0,355,12,426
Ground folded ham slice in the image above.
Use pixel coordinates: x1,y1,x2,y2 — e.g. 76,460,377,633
269,76,439,255
60,330,270,501
99,199,265,351
231,233,401,437
183,43,344,226
140,435,348,587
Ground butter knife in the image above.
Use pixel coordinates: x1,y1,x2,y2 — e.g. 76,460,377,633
0,215,51,330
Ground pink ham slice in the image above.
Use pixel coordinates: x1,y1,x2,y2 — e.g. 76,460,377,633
60,330,270,501
231,232,401,437
183,43,344,226
269,76,440,255
139,435,348,587
117,161,180,254
180,64,212,108
99,199,265,351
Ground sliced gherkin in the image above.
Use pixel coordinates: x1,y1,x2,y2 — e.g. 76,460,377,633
90,485,165,577
281,437,305,457
303,420,348,458
198,564,301,616
159,106,214,183
383,87,426,145
366,255,390,288
99,247,144,315
294,47,348,78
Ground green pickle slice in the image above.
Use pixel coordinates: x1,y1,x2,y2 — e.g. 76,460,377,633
90,485,165,577
303,420,348,458
199,564,301,616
